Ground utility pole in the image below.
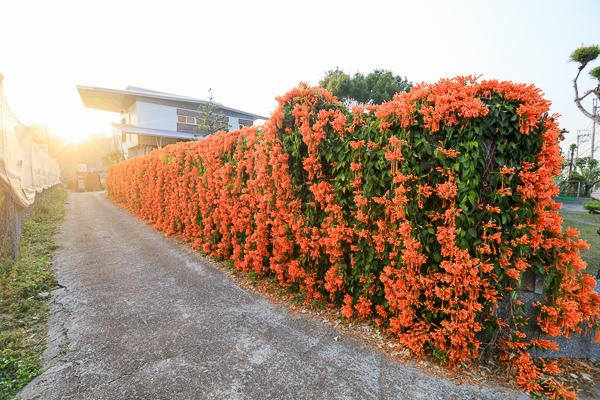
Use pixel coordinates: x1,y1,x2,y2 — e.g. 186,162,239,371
577,129,590,161
593,98,598,160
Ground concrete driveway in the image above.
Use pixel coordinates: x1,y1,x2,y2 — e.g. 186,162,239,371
18,191,527,400
554,197,590,212
559,203,587,212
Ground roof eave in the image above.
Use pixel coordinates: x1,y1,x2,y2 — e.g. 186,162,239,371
77,85,269,120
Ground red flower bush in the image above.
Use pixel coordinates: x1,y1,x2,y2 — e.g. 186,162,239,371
107,78,599,399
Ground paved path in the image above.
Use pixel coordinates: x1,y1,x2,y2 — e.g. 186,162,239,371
559,202,587,212
18,191,527,400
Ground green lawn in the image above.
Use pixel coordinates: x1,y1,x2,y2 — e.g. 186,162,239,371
559,211,600,277
0,188,66,399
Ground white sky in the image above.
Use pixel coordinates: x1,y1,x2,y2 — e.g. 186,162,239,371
1,0,599,156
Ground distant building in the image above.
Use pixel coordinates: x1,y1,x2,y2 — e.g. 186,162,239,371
77,85,267,158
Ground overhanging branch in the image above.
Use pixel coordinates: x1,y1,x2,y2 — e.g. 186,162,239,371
576,89,595,102
573,67,600,125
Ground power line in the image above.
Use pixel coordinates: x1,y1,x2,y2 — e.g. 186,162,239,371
572,118,596,159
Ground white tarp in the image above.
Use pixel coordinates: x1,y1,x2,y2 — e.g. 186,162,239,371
0,76,61,208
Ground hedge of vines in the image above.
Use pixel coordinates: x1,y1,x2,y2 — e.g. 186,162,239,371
107,77,599,398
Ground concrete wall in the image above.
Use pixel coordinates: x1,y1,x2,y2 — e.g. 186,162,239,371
136,97,260,132
119,103,136,125
121,133,139,158
138,135,179,147
229,116,239,130
128,102,137,126
493,275,600,359
137,101,176,131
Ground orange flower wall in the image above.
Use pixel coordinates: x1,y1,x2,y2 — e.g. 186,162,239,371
107,77,600,398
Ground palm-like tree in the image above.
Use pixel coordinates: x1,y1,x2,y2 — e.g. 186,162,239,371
568,143,577,175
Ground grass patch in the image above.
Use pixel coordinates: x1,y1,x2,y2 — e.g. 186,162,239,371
584,200,600,212
559,210,600,277
0,188,66,399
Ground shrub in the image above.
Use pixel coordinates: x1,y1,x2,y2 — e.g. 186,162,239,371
107,77,599,399
584,200,600,213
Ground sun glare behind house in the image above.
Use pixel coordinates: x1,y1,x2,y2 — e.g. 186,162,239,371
60,130,87,144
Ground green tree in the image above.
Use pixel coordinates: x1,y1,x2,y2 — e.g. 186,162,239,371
319,68,412,107
194,89,231,138
568,157,600,197
101,150,126,167
570,44,600,125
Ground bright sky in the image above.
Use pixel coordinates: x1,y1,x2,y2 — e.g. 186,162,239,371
1,0,599,155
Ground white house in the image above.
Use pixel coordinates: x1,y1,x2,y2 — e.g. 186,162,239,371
77,85,268,158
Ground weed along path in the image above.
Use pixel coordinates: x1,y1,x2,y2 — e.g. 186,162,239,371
18,191,527,400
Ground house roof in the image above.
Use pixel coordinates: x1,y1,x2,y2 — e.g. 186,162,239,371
77,85,269,120
125,86,222,104
110,123,195,140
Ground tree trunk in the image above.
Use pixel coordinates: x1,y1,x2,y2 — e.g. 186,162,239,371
574,68,600,125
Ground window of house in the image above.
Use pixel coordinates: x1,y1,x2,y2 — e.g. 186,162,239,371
177,111,230,129
178,115,199,125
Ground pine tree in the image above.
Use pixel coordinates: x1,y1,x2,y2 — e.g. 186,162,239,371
194,89,231,139
570,45,600,125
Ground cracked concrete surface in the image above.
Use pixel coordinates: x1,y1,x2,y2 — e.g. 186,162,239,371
17,191,528,399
